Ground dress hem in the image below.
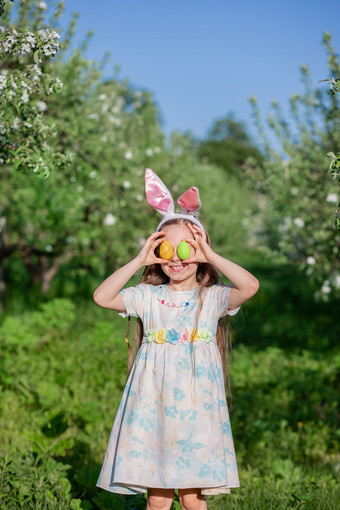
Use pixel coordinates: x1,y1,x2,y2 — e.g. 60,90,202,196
96,481,240,496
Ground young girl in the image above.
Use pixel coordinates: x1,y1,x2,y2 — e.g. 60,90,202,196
94,169,259,510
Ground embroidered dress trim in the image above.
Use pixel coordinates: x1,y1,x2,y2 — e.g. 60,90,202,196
144,328,214,345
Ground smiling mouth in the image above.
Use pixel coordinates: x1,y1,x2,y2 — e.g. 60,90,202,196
169,264,187,272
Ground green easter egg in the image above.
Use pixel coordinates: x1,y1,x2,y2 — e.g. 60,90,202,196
177,241,191,260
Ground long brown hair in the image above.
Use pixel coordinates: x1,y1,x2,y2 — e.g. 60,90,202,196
124,218,236,407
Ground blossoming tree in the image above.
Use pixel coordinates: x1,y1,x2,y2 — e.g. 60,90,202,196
245,32,340,300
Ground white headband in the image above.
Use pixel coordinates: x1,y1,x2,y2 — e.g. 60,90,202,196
144,168,204,231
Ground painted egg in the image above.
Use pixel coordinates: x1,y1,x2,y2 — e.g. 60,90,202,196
177,241,191,260
159,240,174,260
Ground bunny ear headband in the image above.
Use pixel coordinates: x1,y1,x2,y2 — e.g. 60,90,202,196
145,168,204,231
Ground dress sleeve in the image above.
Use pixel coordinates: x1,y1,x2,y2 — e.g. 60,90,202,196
213,284,241,317
118,284,146,318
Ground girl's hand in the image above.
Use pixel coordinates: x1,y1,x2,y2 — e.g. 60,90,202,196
184,223,214,264
135,231,167,266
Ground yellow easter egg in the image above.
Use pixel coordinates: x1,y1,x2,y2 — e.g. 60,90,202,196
159,240,174,260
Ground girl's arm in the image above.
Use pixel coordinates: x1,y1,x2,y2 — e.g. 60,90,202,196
185,224,259,309
93,231,165,311
206,251,259,309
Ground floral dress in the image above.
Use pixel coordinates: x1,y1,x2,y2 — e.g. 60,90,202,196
96,283,241,496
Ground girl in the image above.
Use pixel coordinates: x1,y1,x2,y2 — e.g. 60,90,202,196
94,169,259,510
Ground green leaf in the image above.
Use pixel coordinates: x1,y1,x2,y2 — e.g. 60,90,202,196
335,216,340,230
34,50,40,64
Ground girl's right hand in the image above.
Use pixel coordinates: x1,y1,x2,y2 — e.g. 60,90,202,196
135,231,167,266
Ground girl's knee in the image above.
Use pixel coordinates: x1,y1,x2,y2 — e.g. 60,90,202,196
178,488,207,509
146,488,174,510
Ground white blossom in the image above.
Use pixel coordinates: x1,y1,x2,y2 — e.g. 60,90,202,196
32,64,42,76
21,80,30,89
87,113,99,121
36,100,47,111
111,97,125,114
104,213,116,226
89,171,97,178
21,43,32,54
6,35,16,45
321,280,331,294
12,117,20,130
21,89,29,103
123,180,131,189
293,217,305,228
8,89,16,100
43,45,53,56
306,256,316,265
146,148,153,156
77,185,83,192
108,116,121,126
98,93,107,100
154,146,161,153
38,1,47,9
45,245,53,252
290,187,298,195
3,40,13,52
38,29,50,41
334,275,340,288
326,193,338,203
0,75,7,90
125,150,133,160
136,194,143,202
26,33,36,46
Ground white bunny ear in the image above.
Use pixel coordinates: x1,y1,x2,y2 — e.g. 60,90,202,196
177,187,201,215
145,168,174,217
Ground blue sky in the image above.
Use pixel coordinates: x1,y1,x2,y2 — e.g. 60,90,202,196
60,0,340,142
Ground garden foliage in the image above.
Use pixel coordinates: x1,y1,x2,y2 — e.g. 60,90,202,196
245,32,340,300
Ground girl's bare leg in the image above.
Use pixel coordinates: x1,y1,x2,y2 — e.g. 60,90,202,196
178,488,207,510
146,488,175,510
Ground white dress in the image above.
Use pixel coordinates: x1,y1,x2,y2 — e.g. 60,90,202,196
97,283,241,496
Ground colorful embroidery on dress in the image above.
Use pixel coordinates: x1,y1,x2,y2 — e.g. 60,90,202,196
145,328,213,345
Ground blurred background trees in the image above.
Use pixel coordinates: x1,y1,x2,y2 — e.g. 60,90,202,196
244,32,340,300
1,0,259,306
197,112,263,176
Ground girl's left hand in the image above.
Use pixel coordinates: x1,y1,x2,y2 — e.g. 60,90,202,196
183,223,214,264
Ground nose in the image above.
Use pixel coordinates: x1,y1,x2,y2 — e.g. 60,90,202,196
170,245,180,262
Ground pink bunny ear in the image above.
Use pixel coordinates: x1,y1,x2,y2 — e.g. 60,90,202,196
177,187,201,214
145,168,174,217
